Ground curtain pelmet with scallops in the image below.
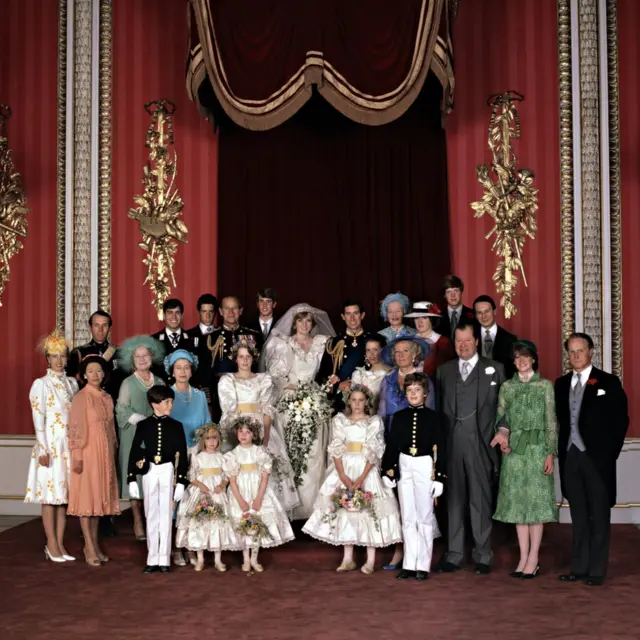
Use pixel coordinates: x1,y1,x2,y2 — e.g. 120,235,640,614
186,0,455,131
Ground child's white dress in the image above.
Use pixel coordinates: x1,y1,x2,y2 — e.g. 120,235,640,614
223,444,295,549
302,413,402,547
176,451,238,551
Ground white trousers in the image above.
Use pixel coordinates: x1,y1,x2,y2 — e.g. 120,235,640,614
142,462,174,566
398,453,436,572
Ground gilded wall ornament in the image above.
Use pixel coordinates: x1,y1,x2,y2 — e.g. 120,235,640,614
470,91,538,319
129,100,188,319
0,105,29,308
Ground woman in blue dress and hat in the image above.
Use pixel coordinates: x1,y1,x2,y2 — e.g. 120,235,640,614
377,334,431,570
378,292,416,343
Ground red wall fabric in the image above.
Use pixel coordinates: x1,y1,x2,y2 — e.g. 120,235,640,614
619,0,640,436
111,0,219,342
446,0,562,381
0,0,59,434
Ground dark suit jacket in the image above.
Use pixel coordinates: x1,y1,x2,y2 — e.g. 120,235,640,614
475,324,518,379
555,367,628,506
186,325,216,390
246,315,278,340
150,328,196,382
436,356,506,471
439,305,475,342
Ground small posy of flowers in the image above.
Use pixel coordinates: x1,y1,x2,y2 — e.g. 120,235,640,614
586,378,598,386
277,382,332,487
236,512,273,541
321,486,379,531
188,494,227,522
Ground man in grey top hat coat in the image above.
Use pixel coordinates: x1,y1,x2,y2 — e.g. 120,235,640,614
434,321,507,574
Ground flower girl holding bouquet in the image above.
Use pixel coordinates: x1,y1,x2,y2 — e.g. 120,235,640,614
303,385,402,574
176,424,238,572
223,417,294,572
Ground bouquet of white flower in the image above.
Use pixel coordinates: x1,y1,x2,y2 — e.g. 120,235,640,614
277,382,332,487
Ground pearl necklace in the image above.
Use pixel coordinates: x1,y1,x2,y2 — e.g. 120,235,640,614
398,367,416,377
174,385,193,404
134,371,154,389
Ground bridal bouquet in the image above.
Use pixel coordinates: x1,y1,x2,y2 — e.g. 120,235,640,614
188,494,227,522
236,512,273,542
321,487,379,530
277,382,332,487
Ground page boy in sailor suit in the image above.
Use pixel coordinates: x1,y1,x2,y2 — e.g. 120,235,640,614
381,373,447,580
128,385,189,573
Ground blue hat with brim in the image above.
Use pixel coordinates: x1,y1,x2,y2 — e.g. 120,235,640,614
164,349,199,375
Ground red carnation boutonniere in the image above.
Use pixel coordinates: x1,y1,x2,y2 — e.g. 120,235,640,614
586,378,598,386
429,303,442,315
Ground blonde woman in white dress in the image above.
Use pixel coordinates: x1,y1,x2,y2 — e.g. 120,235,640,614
303,385,402,574
263,303,335,520
351,335,390,411
218,337,299,512
25,330,79,562
223,418,294,572
176,425,238,572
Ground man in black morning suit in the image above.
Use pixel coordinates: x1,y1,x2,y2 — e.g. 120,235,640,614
472,295,518,379
151,298,196,382
438,274,476,345
555,333,628,586
186,293,219,403
246,288,279,372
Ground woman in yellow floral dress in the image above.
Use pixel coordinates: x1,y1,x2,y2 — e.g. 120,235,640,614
493,340,558,579
25,331,79,562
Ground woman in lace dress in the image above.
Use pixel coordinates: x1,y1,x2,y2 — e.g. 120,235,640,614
493,340,558,579
263,303,335,520
218,337,299,511
68,355,120,566
303,386,401,574
25,331,79,563
115,335,165,539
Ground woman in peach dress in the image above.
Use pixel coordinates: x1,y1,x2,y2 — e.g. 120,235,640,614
68,355,120,566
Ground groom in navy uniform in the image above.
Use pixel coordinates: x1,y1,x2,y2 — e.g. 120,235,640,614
556,333,628,586
316,299,378,412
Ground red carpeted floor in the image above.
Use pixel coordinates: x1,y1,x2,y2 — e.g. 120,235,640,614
1,516,639,640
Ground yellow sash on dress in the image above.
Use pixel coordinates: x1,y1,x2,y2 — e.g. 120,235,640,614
201,467,223,476
240,463,258,472
345,442,363,453
237,403,260,414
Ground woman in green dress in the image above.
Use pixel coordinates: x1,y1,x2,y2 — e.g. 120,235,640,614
493,340,558,579
115,335,165,539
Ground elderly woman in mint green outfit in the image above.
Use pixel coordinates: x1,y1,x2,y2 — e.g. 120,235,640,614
492,340,558,580
116,335,166,540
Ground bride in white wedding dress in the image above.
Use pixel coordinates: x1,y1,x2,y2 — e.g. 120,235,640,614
263,304,335,520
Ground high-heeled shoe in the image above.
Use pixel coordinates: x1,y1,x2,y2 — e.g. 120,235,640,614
61,553,76,562
382,560,403,571
510,570,524,578
97,552,109,563
521,565,540,579
83,549,101,567
44,547,66,563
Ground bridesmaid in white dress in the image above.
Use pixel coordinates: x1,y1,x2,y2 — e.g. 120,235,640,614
303,385,402,574
263,303,335,520
25,331,79,563
351,335,390,410
218,337,299,512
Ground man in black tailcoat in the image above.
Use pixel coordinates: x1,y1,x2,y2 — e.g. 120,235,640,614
438,274,475,345
186,293,219,403
555,333,628,586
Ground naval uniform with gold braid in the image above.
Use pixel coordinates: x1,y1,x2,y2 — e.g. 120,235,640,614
127,415,188,567
381,405,447,573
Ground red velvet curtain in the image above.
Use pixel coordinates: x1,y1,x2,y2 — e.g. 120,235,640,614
217,75,451,326
0,0,59,434
619,0,640,436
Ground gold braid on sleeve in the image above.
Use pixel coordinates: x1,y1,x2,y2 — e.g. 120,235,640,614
207,335,226,366
325,338,345,377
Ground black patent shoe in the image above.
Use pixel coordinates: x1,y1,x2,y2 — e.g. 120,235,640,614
416,571,429,581
396,569,415,580
521,565,540,580
159,566,170,573
143,565,158,574
510,571,523,578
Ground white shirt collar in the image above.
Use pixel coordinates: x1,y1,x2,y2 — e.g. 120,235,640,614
481,324,498,340
166,328,181,336
459,352,479,373
199,323,214,334
572,364,593,387
260,317,272,328
448,305,462,319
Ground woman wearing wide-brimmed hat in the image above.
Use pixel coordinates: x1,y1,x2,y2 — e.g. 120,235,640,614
405,301,455,377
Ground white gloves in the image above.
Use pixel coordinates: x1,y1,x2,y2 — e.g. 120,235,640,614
382,476,397,489
173,484,185,502
430,481,444,498
129,413,146,426
128,482,140,500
